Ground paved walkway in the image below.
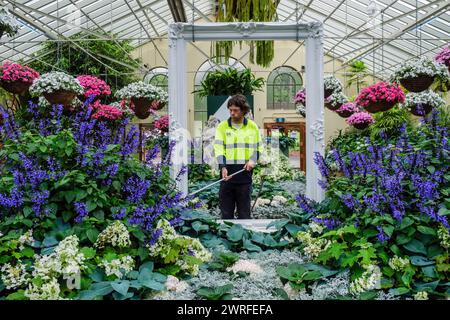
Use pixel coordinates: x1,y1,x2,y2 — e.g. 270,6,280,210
216,219,279,233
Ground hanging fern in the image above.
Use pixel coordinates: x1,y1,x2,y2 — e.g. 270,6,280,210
214,0,278,68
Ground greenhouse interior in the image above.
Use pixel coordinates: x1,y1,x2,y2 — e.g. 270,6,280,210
0,0,449,302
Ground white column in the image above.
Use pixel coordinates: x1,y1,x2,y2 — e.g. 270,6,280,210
168,24,188,196
305,31,325,202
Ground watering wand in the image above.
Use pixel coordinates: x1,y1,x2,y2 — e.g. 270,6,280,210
187,167,246,198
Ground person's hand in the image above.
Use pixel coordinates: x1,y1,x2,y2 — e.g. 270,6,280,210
222,167,231,181
244,160,255,171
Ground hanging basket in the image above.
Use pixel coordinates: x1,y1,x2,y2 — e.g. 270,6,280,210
43,90,77,108
77,94,105,103
336,109,354,118
325,102,342,111
150,99,166,111
353,122,370,130
324,88,334,99
399,74,435,92
131,97,153,119
409,103,433,117
364,100,396,113
0,80,31,95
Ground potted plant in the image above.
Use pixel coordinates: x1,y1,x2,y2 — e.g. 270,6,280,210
434,44,450,72
401,91,445,116
0,8,20,40
91,103,125,122
346,111,375,130
325,91,348,111
0,62,39,95
29,71,84,108
336,102,359,118
76,75,111,102
390,57,447,92
324,75,343,98
115,81,168,119
194,68,264,118
355,81,405,113
294,88,306,117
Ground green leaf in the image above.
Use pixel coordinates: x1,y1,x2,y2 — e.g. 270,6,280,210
285,224,303,236
139,261,154,273
79,282,113,299
396,234,412,245
6,290,26,300
21,247,35,258
421,266,437,279
111,280,130,296
403,239,427,255
80,247,96,259
23,207,33,218
227,224,244,242
192,221,209,233
410,256,434,267
383,225,395,238
414,280,439,291
388,287,410,296
302,271,323,281
86,201,97,213
358,291,378,300
417,226,436,236
42,235,58,247
399,217,414,230
93,210,104,221
243,239,262,252
86,228,99,244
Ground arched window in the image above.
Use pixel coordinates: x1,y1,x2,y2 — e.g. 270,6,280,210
267,66,303,110
143,67,168,112
194,57,246,129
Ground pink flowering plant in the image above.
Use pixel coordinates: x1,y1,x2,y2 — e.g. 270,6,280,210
293,88,306,106
0,62,39,84
91,104,124,121
76,75,111,98
355,81,405,109
346,111,375,127
434,45,450,68
154,114,169,132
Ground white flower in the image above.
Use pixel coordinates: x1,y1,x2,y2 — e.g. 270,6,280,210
252,198,271,208
100,256,134,279
296,105,306,117
0,262,29,289
296,231,331,260
414,291,429,300
325,91,348,107
226,259,264,276
165,275,189,293
308,222,324,235
349,265,381,296
29,72,83,96
390,57,449,81
95,221,131,249
388,256,410,271
324,75,343,92
18,229,34,250
401,91,445,109
0,8,20,37
24,277,62,300
115,81,168,102
437,224,450,249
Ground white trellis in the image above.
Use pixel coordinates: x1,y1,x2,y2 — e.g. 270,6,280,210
168,22,325,202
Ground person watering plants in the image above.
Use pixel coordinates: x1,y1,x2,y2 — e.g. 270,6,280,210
214,94,263,219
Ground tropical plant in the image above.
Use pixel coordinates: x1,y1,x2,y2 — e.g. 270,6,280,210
193,68,265,98
346,60,369,92
369,106,411,140
214,0,278,67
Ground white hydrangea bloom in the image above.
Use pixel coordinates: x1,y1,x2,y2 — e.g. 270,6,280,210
24,277,62,300
226,259,264,277
308,222,324,235
414,291,429,300
349,265,381,296
0,262,29,289
95,221,131,249
100,256,134,279
437,224,450,249
29,72,83,96
165,275,189,293
296,231,331,260
18,229,34,250
388,256,410,271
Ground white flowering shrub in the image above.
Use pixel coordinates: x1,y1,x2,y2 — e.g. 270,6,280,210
1,262,29,290
325,91,348,108
115,81,168,102
147,219,212,276
401,90,446,109
95,221,131,249
390,57,449,81
349,265,381,296
388,256,410,272
29,71,84,96
99,255,134,279
437,225,450,249
296,231,331,260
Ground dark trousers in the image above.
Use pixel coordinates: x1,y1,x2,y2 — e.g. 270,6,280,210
219,182,252,219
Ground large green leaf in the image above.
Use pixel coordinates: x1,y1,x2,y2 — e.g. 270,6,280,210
410,256,435,267
243,239,262,252
226,224,244,242
403,240,427,255
111,280,130,296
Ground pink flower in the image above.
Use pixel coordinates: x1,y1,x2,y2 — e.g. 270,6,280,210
76,75,111,98
355,82,405,108
346,112,375,126
91,104,123,121
434,44,450,66
0,62,39,83
154,115,169,131
293,88,306,105
336,102,359,114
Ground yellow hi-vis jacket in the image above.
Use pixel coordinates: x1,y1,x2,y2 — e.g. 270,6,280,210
214,117,263,170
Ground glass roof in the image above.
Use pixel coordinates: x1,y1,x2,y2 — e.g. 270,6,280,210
1,0,448,78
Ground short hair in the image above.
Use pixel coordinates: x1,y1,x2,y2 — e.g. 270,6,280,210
227,94,250,115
